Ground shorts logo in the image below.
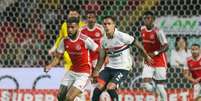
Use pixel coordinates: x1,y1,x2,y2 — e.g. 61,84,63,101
95,32,100,37
75,44,81,51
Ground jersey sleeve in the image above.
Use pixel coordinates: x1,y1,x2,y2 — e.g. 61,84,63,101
56,38,65,53
119,32,135,45
85,37,98,51
156,29,168,45
54,22,67,48
100,25,106,36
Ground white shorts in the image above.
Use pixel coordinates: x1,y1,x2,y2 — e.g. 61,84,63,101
142,64,167,80
61,71,89,92
194,83,201,99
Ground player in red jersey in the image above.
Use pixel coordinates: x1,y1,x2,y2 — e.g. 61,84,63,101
80,11,105,100
80,11,104,68
44,17,98,101
183,44,201,100
140,11,169,101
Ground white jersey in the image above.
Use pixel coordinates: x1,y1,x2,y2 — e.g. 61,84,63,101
102,28,134,70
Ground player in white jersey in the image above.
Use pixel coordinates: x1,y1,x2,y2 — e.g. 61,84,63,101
92,16,152,101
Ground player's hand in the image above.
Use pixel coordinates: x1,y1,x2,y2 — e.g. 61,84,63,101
145,55,154,65
91,70,99,83
193,77,201,84
44,65,52,73
92,69,99,77
148,52,155,58
48,47,56,55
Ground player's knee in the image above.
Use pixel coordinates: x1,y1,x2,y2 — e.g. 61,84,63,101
66,95,75,101
106,82,117,90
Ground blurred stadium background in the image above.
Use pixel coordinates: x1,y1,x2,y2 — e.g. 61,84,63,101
0,0,201,101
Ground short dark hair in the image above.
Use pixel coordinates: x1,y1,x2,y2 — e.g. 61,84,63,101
144,11,155,19
67,7,80,15
103,16,116,23
86,10,96,16
192,43,200,48
144,11,154,16
67,17,79,24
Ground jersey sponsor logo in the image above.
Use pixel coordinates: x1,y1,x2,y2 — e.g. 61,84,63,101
75,44,81,51
65,45,69,49
95,32,100,37
142,33,145,37
150,34,155,39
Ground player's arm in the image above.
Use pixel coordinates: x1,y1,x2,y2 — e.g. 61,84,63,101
45,39,65,72
182,69,201,84
132,40,152,64
182,62,201,84
85,37,104,76
94,48,106,73
119,32,152,63
151,30,169,57
49,23,66,55
44,53,63,73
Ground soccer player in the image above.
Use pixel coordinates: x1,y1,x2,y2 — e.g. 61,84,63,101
80,11,105,100
183,44,201,100
80,10,104,68
44,17,98,101
92,16,152,101
48,7,86,70
140,11,169,101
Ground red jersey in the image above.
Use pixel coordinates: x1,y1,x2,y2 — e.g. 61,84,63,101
186,55,201,79
57,33,98,74
80,23,104,61
140,26,168,67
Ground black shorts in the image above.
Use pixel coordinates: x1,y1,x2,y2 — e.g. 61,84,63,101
98,67,129,85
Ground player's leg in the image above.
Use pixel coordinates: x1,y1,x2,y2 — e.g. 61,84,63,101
106,69,129,101
66,86,82,101
66,73,89,101
58,72,74,101
195,96,201,101
154,68,167,101
57,85,69,101
142,64,155,92
92,67,110,101
194,83,201,100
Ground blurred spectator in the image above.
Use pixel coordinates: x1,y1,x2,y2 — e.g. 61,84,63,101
170,36,191,68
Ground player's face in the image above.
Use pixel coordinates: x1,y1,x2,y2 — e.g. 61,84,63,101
191,46,200,57
67,23,79,35
68,11,80,18
103,18,115,36
144,15,154,26
87,13,96,24
177,38,186,49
